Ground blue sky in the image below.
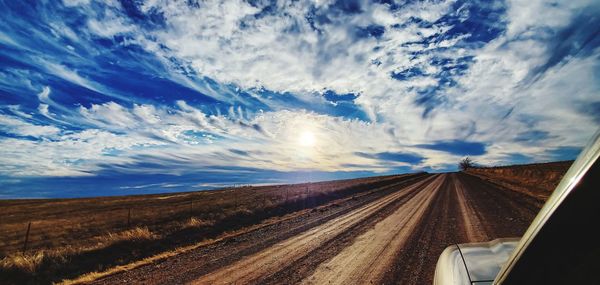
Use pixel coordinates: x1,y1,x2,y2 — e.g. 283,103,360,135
1,0,599,198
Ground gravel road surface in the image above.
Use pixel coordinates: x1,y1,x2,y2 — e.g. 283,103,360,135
92,173,540,285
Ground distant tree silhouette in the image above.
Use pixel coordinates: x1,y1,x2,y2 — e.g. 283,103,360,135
459,157,475,171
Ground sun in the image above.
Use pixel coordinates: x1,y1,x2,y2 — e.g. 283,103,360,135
298,131,316,147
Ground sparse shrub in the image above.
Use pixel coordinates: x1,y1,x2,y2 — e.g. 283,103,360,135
228,207,253,217
181,217,214,229
101,227,160,243
0,251,46,273
262,198,275,208
0,227,160,280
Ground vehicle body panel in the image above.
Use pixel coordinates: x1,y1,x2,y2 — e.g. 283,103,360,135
434,130,600,284
434,238,519,285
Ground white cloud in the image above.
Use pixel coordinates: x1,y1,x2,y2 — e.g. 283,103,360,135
37,59,106,95
0,114,61,137
1,0,598,179
6,105,32,119
504,0,595,37
2,99,433,176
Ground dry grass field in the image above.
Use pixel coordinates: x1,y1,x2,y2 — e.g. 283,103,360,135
465,161,572,201
0,173,423,284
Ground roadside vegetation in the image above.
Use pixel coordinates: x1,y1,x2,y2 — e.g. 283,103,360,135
463,160,573,200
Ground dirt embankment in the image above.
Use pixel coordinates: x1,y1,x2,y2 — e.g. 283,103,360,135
465,161,572,201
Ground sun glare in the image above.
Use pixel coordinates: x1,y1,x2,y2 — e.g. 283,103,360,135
298,131,316,147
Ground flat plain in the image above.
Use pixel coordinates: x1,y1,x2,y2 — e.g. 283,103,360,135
0,161,571,284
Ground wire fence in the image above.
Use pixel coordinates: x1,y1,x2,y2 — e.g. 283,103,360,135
1,186,286,256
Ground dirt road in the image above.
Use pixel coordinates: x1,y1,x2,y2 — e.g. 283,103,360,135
92,173,541,285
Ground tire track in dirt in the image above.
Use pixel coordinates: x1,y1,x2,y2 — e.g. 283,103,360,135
299,175,446,285
458,172,540,239
381,173,543,285
189,175,441,285
452,173,490,242
260,176,438,285
91,174,430,285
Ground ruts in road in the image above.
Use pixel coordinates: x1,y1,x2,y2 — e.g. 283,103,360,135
93,173,541,285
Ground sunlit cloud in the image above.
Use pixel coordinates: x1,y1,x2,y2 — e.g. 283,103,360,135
0,0,598,197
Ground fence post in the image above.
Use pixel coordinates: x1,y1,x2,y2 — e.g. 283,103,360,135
190,199,194,217
127,208,131,227
234,191,238,209
305,187,309,208
285,188,289,204
22,222,31,253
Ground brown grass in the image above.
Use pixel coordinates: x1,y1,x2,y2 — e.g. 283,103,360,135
0,226,158,281
466,160,572,200
180,217,215,229
0,251,46,274
59,204,331,285
99,227,159,243
0,173,423,284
